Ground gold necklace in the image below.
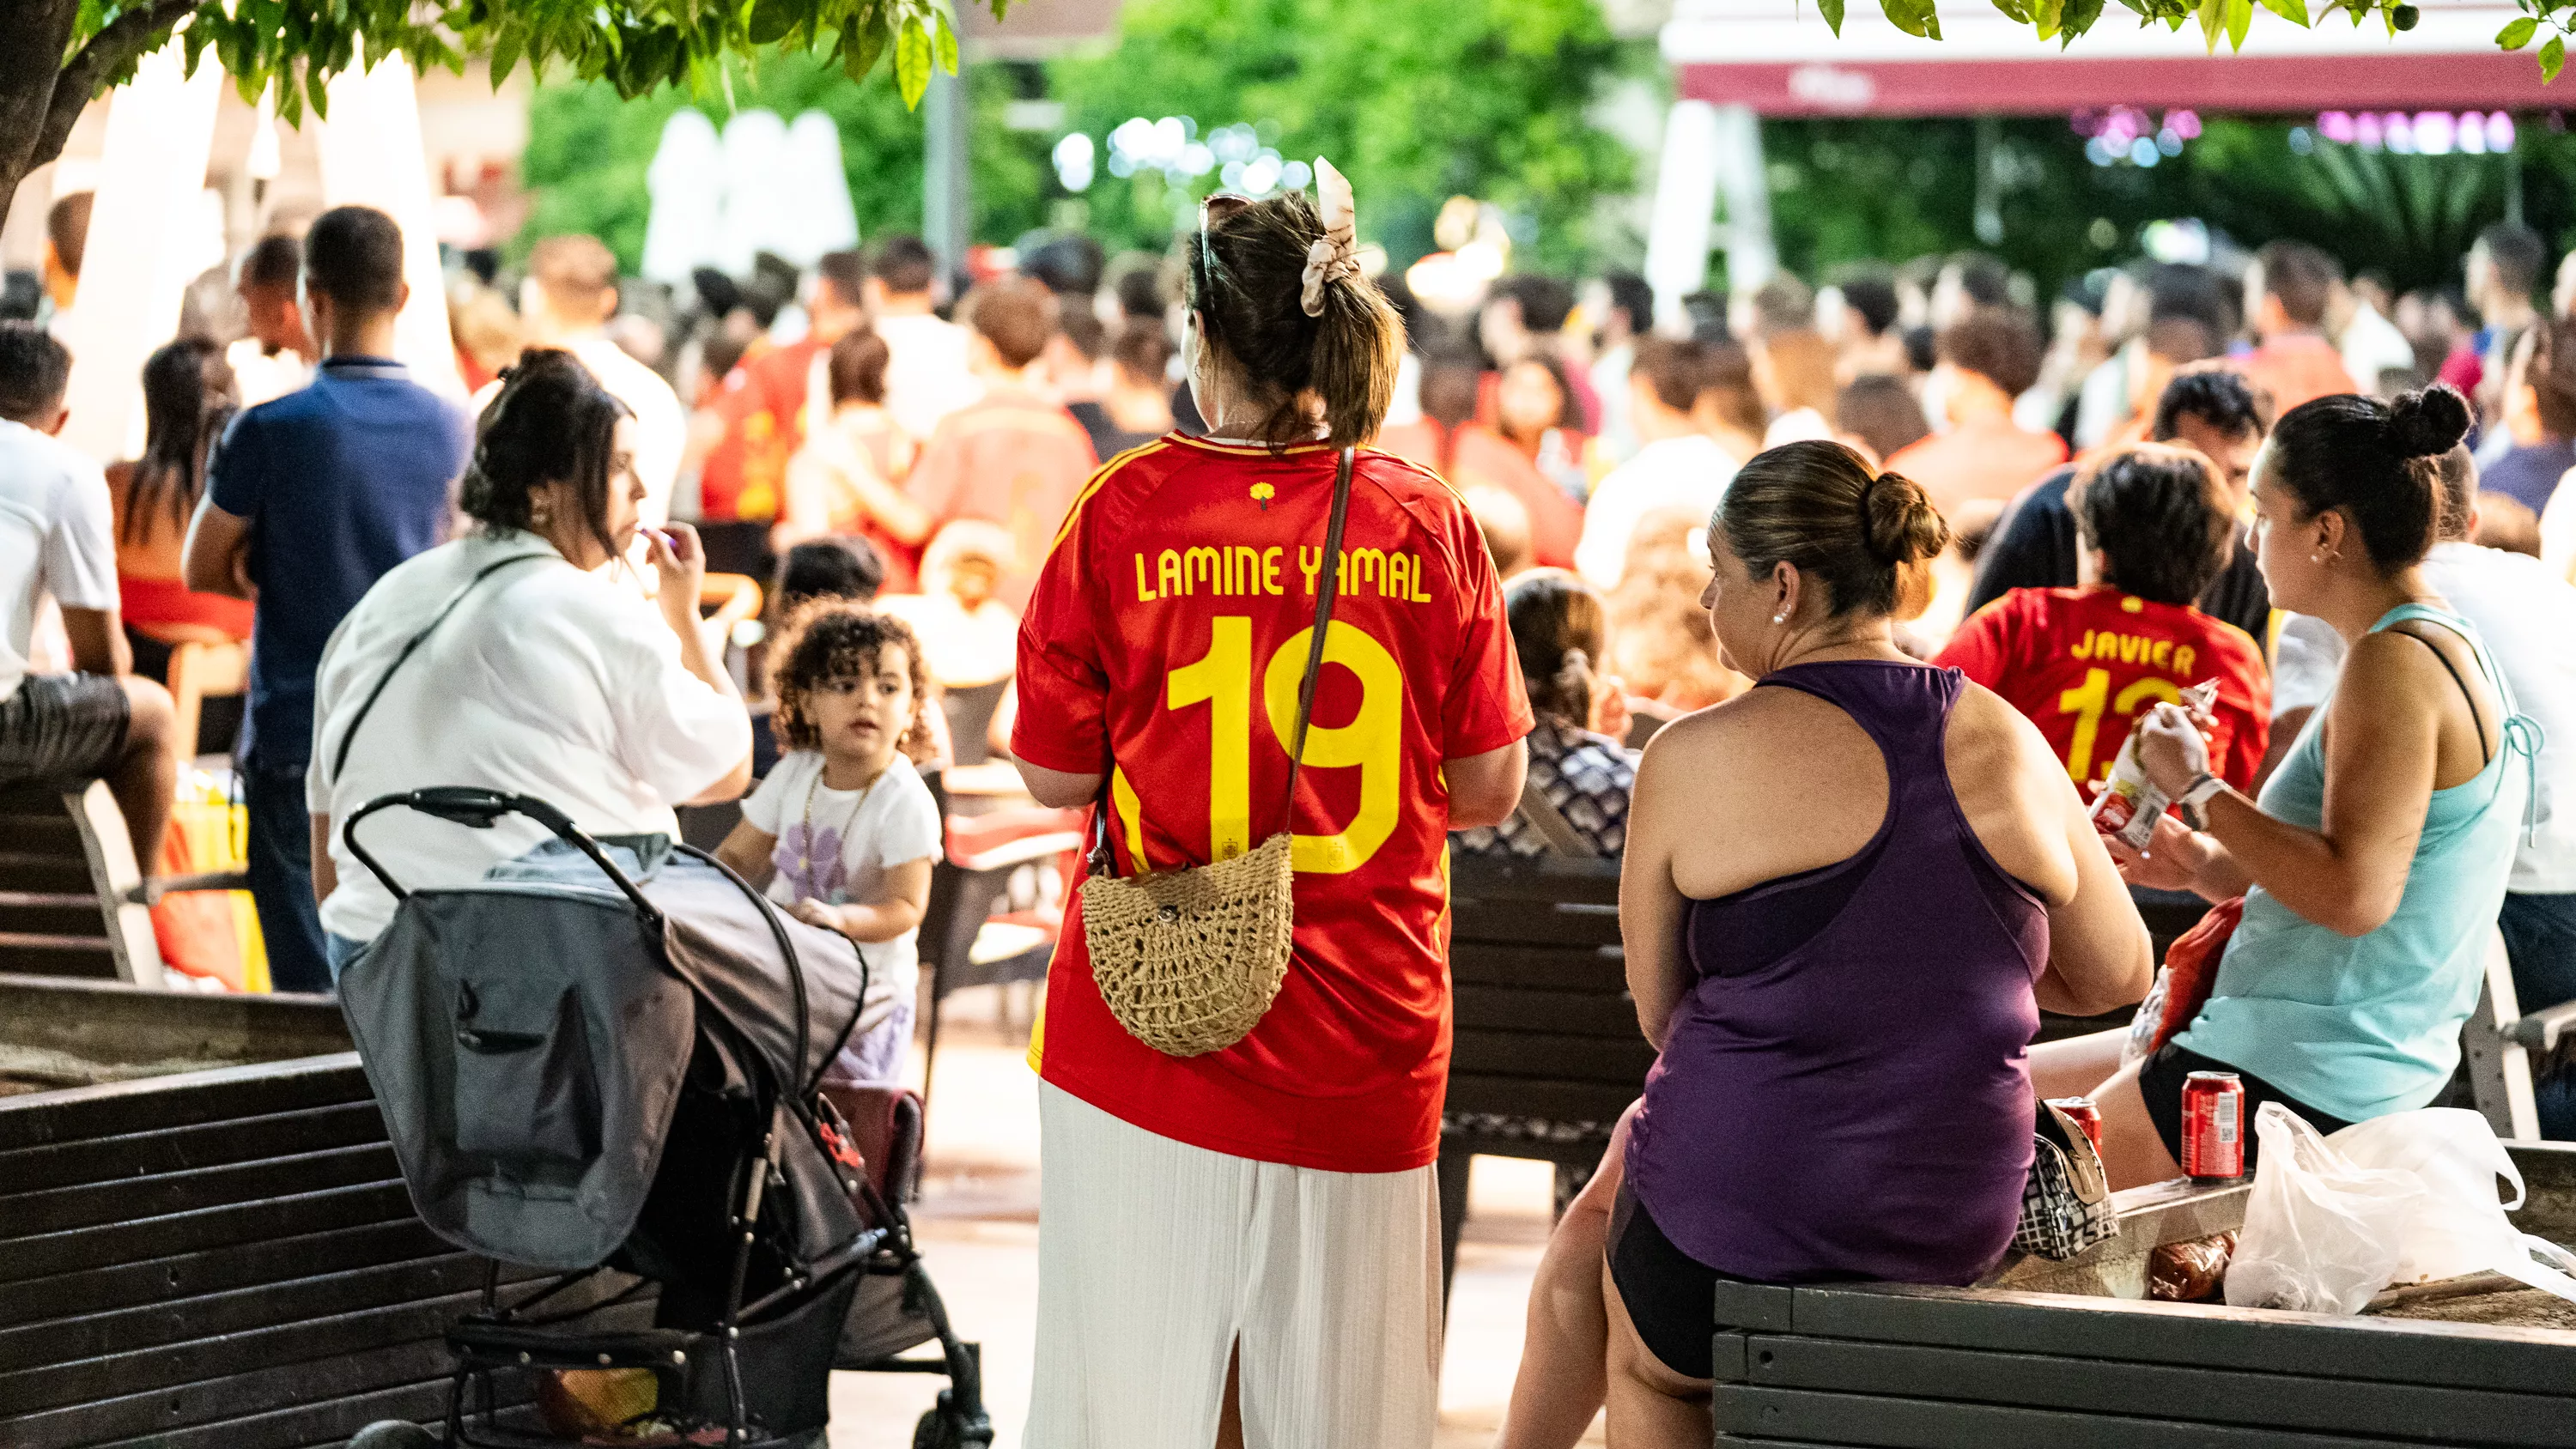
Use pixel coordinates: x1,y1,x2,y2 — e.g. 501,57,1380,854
796,760,886,884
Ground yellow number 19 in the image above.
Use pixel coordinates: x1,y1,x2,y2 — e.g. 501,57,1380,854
1155,615,1406,875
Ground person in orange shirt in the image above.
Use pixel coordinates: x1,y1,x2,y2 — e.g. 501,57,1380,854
1886,311,2069,521
2238,240,2360,416
1010,167,1529,1449
1377,351,1583,569
902,276,1099,609
1936,444,2269,793
697,251,872,567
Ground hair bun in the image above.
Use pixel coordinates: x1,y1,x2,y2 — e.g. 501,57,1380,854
2385,383,2471,460
1861,469,1950,567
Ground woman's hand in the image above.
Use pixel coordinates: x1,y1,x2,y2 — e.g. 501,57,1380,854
2135,700,2212,797
647,521,708,630
2104,812,2212,894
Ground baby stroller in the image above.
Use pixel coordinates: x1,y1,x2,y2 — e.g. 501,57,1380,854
336,788,992,1448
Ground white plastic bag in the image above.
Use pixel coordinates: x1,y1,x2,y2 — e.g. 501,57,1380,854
2326,1107,2576,1301
2224,1103,2427,1314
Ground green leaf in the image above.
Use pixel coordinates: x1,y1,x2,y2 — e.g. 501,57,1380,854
841,18,888,80
933,7,960,72
748,0,803,45
2226,0,2253,47
894,16,932,106
2061,0,2105,41
1993,0,2033,26
2500,15,2539,47
1881,0,1941,39
1818,0,1847,34
2257,0,2310,27
2544,32,2567,76
2198,0,2226,48
489,23,523,86
2033,0,2064,39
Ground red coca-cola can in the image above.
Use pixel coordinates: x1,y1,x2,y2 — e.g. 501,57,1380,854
2181,1070,2245,1181
2048,1096,2105,1157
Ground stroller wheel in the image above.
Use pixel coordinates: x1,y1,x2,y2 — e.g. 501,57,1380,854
913,1389,994,1448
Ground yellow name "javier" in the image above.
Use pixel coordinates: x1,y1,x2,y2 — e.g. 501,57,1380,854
2069,629,2198,678
1134,545,1437,603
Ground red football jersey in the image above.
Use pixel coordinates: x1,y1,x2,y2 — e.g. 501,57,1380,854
1936,585,2271,791
1013,435,1533,1172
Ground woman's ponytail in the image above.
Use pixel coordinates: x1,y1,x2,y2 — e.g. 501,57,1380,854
1189,164,1405,452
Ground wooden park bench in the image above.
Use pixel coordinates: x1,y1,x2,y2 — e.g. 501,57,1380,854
1438,854,1649,1308
0,977,593,1448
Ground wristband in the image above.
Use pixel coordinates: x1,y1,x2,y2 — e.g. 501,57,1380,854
2178,772,2227,831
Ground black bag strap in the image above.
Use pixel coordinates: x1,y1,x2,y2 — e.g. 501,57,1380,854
327,551,550,785
1091,446,1358,878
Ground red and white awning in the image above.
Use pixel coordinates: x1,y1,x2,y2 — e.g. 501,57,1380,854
1662,0,2562,116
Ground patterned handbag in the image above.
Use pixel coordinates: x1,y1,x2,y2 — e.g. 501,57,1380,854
2012,1099,2120,1260
1078,448,1355,1058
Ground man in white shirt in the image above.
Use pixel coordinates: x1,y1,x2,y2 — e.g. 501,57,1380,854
862,234,980,442
498,235,688,530
1575,336,1739,590
2271,446,2576,1136
0,324,175,866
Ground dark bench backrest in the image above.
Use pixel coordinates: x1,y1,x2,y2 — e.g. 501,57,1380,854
1444,856,1650,1127
0,1053,593,1448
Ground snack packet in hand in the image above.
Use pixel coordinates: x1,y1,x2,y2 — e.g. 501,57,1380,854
2089,679,2221,850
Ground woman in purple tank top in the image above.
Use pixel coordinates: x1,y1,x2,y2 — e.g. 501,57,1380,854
1495,442,2150,1449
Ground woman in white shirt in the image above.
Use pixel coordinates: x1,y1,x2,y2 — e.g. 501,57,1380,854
308,350,752,975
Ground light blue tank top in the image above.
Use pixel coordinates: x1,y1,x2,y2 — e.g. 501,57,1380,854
2178,603,2537,1123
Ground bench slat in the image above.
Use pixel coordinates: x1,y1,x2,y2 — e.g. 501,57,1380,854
1449,942,1625,991
0,1143,401,1237
2,1290,487,1416
1737,1334,2576,1446
0,1179,416,1285
88,1375,456,1449
0,1252,485,1373
1450,900,1624,946
0,1100,386,1197
0,1058,371,1154
0,1218,450,1329
1449,1029,1656,1083
1443,1073,1636,1124
1712,1385,2403,1448
1454,984,1641,1037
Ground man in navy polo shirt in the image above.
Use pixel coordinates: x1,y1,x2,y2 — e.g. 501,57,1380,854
183,205,470,992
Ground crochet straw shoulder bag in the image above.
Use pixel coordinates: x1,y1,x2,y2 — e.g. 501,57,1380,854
1078,448,1356,1058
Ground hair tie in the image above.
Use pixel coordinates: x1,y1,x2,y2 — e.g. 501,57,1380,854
1299,157,1361,318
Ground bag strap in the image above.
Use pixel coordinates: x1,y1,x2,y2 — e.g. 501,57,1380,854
1282,447,1358,818
1512,767,1599,859
326,551,550,785
1090,447,1358,879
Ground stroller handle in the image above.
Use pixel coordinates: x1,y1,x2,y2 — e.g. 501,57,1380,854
342,787,666,929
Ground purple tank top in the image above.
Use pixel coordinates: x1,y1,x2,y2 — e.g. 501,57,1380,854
1625,661,2047,1285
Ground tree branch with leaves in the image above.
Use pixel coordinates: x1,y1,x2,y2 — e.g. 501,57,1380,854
0,0,990,223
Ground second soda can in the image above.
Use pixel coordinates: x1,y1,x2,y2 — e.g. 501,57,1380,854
2180,1070,2245,1180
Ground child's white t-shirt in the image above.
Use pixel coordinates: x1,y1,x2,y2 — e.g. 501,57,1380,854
740,750,943,1002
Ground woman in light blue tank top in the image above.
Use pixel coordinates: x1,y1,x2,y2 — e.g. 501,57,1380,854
2033,385,2536,1189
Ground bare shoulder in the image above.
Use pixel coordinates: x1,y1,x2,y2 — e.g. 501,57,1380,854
1947,678,2063,775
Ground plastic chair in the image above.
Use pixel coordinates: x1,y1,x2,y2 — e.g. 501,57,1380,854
165,639,248,763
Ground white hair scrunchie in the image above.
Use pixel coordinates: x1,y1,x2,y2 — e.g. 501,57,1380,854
1298,157,1361,318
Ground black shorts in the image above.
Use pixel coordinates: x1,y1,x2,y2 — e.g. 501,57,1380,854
2138,1040,2352,1172
1607,1179,1732,1381
0,673,131,785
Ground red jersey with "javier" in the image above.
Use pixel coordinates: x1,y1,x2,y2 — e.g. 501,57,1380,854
1012,434,1532,1173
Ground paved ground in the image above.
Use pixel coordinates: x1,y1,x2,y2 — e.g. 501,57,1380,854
826,991,1605,1447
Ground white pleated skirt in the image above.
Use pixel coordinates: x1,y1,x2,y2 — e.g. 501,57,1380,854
1024,1081,1442,1449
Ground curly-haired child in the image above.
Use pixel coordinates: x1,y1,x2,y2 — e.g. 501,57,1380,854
717,606,942,1084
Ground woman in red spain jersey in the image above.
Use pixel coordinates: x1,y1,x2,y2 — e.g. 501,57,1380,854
1937,444,2272,793
1010,165,1533,1448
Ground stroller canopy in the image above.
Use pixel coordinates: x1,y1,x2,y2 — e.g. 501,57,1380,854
339,790,894,1270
